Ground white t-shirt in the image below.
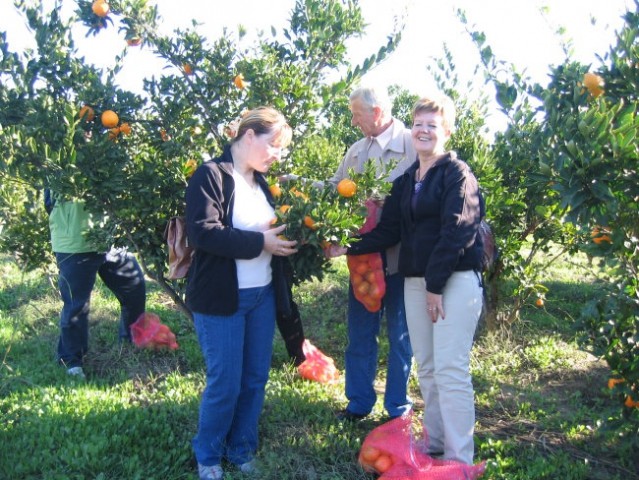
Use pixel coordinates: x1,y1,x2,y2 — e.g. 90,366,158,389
232,169,276,289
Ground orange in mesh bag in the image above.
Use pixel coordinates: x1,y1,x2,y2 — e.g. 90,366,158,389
348,199,386,313
358,412,486,479
130,312,179,350
296,339,340,384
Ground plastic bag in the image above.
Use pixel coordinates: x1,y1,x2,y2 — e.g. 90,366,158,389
348,199,386,313
358,412,486,479
297,339,340,384
130,312,179,350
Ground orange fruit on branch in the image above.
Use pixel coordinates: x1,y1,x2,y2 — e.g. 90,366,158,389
583,72,604,98
337,178,357,198
591,226,612,244
78,105,95,122
303,215,318,230
91,0,110,17
101,109,119,128
119,122,131,135
535,297,544,307
183,63,193,75
126,37,142,46
234,73,247,89
608,378,624,389
269,184,282,198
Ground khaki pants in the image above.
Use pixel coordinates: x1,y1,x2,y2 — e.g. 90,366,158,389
404,271,483,464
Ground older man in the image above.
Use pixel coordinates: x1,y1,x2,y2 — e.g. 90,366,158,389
332,86,416,421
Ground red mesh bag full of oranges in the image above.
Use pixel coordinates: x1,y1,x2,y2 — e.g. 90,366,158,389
347,199,386,312
358,412,486,479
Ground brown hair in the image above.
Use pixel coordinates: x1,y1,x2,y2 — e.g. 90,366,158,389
233,106,292,147
412,95,456,132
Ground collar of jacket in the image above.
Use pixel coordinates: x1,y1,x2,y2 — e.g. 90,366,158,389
405,150,459,178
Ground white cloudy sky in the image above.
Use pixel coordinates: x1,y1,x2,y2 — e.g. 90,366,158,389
0,0,634,128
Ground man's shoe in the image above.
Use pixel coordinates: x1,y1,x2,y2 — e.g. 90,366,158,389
198,463,223,480
67,366,85,379
335,409,367,422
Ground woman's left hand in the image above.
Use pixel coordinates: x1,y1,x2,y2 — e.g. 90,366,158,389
426,292,444,323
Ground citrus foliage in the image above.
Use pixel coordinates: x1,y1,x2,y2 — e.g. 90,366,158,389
0,0,402,314
452,4,639,407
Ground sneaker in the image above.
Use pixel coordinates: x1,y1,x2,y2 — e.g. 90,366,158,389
67,367,86,379
239,460,259,475
198,463,223,480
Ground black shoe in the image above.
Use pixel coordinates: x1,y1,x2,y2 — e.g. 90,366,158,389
335,409,367,422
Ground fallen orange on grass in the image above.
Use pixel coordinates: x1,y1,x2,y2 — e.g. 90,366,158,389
337,178,357,198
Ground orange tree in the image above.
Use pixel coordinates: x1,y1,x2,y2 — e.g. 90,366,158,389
533,8,639,409
0,0,402,317
449,5,638,408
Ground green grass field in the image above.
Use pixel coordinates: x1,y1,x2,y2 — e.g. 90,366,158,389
1,253,637,479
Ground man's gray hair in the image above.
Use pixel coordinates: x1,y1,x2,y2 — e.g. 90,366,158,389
349,86,392,115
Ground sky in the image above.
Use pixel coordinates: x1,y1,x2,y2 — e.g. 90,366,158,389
0,0,635,129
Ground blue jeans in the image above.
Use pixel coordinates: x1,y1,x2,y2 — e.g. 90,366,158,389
56,248,146,368
345,272,412,417
192,284,276,467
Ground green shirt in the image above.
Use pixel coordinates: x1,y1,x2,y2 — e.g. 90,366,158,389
49,200,99,253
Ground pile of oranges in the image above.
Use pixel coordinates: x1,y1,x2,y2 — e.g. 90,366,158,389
358,445,394,474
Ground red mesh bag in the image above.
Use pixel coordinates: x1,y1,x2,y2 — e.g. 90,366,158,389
130,312,179,350
358,412,486,480
297,339,340,384
348,199,386,313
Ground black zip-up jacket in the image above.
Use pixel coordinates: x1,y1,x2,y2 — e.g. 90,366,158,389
185,145,292,316
348,152,483,294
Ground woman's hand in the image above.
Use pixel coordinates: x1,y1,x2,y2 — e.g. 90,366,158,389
263,224,298,257
426,291,444,323
323,244,347,259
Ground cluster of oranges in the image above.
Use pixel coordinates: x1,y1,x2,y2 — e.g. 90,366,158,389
358,445,394,474
77,106,131,141
347,254,386,313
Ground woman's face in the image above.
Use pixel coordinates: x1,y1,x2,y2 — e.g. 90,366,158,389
247,129,287,173
411,110,451,158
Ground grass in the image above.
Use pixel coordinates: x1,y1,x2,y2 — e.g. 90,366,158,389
0,253,637,479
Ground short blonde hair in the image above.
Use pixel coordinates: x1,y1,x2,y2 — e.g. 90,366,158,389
234,106,292,147
412,95,456,132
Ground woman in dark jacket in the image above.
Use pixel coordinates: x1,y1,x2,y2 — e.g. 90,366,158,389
329,95,483,465
186,107,297,480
